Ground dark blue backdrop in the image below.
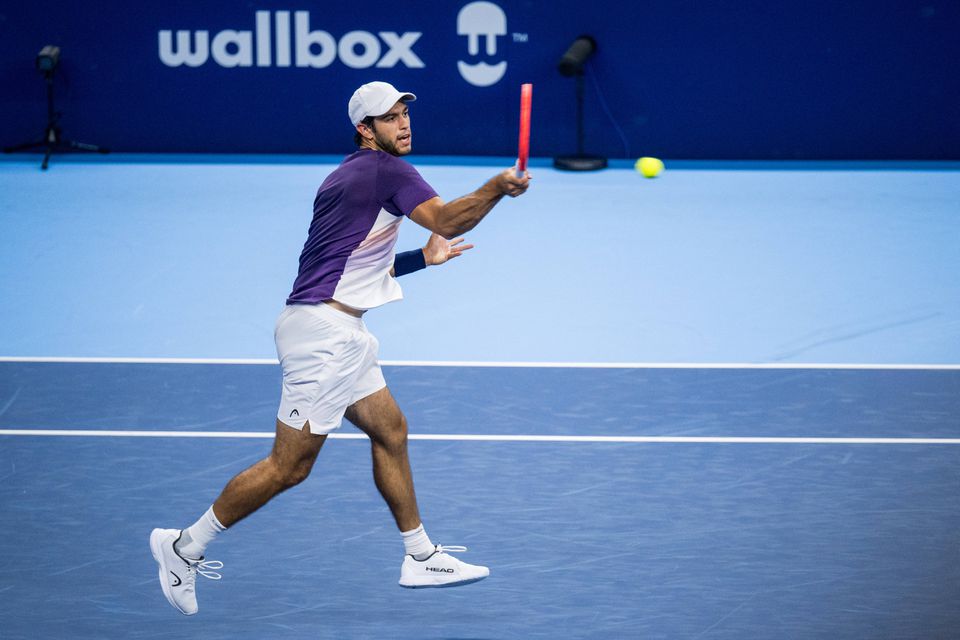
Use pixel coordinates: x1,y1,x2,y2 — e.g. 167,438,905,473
2,1,958,159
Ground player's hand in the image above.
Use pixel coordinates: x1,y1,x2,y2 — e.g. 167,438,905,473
423,233,474,266
497,168,531,198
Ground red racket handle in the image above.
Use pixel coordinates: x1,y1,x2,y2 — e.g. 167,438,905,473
516,83,532,176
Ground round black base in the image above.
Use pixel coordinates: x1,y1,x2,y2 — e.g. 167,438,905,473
552,155,608,171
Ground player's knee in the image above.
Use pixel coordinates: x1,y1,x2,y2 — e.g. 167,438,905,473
381,414,408,452
281,464,312,489
272,456,314,489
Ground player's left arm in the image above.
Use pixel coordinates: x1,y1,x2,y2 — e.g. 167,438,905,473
391,233,474,277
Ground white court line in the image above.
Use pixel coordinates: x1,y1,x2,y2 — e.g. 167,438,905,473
1,356,959,370
0,429,957,444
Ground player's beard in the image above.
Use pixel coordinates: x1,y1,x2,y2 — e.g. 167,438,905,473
372,124,411,157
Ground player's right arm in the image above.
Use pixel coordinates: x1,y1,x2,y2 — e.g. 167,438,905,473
410,169,530,239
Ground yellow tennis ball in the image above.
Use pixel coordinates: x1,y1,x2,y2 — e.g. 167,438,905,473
635,156,664,178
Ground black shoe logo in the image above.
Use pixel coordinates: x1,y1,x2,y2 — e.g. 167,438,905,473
170,571,182,587
289,409,299,417
426,567,454,573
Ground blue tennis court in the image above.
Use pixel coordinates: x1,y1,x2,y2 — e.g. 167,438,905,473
1,156,959,638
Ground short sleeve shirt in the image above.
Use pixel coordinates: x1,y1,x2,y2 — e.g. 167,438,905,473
286,150,438,310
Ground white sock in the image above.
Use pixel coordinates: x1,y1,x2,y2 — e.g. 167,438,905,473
401,524,434,560
175,506,226,559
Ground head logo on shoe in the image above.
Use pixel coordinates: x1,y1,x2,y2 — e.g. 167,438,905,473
170,571,182,587
426,567,455,573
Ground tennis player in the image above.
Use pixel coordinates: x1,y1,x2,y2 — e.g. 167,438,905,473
150,81,531,615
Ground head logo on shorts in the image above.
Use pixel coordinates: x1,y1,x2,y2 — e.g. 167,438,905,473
456,2,507,87
289,409,300,418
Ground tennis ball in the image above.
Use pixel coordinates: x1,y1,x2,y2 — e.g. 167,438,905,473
635,156,664,178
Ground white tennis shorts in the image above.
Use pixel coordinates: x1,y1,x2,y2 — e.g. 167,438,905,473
274,303,386,435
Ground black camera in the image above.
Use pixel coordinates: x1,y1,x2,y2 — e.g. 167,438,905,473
36,45,61,73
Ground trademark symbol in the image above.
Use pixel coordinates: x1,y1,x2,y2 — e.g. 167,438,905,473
512,33,528,43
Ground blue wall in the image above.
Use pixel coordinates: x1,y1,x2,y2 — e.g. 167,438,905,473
2,1,958,159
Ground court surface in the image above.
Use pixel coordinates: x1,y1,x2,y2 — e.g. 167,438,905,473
1,156,959,639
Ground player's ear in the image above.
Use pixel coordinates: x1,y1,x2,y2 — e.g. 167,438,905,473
357,121,375,141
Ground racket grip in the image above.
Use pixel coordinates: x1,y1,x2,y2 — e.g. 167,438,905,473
516,83,532,179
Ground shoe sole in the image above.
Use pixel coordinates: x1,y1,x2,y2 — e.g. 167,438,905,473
399,574,488,589
150,529,194,615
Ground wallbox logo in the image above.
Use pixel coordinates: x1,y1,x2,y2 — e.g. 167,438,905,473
158,11,424,69
157,4,511,86
456,2,508,87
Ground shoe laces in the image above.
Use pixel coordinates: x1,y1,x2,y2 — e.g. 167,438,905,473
436,545,467,554
187,558,224,580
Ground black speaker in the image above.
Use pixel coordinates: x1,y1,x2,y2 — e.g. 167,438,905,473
553,36,607,172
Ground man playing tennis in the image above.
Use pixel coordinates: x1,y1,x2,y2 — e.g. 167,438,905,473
150,81,531,615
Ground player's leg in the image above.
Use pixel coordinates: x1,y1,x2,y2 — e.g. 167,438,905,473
211,419,327,527
345,386,490,588
150,419,326,615
345,386,420,531
150,303,349,615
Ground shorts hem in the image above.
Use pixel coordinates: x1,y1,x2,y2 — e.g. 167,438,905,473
348,380,388,406
277,415,342,435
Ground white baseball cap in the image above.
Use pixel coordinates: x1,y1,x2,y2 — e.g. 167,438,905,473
348,81,417,127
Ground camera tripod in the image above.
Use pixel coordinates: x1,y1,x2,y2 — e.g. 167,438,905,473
4,67,108,170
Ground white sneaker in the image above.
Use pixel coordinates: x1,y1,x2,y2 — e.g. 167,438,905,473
399,545,490,589
149,528,223,615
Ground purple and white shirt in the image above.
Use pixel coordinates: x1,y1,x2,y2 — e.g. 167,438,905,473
286,150,438,310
